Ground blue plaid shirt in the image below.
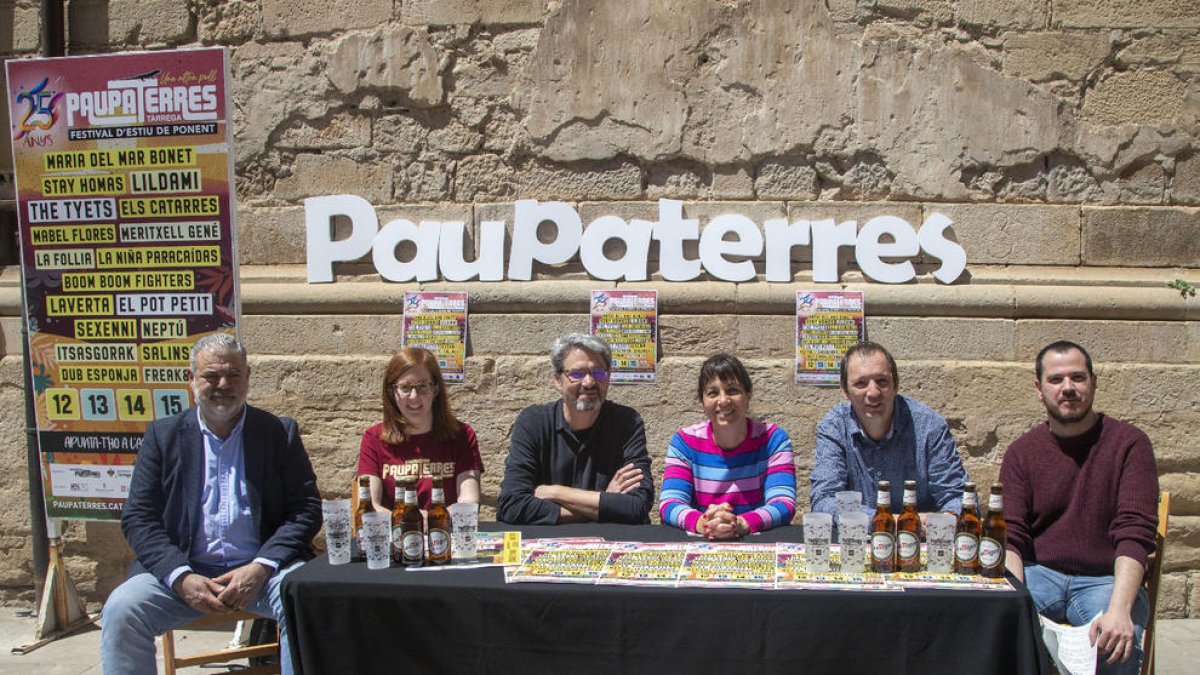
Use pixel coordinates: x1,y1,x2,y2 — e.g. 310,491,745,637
810,395,967,516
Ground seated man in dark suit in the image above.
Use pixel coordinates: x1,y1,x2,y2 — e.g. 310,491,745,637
100,333,321,675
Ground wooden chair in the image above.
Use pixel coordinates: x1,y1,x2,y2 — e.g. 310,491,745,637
161,609,279,675
1140,491,1170,675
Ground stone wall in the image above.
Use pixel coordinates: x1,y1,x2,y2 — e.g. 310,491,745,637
1,1,1198,617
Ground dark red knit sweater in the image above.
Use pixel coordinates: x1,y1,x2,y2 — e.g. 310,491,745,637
1000,414,1158,576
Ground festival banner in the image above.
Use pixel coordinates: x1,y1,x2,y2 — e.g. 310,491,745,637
402,291,468,383
589,289,657,383
795,290,866,386
5,48,239,520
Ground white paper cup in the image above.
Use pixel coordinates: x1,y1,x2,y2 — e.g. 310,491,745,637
925,513,957,574
361,511,391,570
448,502,479,563
803,512,833,573
321,499,353,566
834,491,863,516
838,512,870,574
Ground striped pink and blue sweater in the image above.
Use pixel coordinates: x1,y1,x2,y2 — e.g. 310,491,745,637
659,419,797,534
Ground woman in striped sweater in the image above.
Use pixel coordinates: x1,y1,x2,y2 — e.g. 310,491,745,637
659,353,797,540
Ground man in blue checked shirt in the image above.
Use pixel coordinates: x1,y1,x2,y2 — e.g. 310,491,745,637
810,341,968,519
100,334,321,675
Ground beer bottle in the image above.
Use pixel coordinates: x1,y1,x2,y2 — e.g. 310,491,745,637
979,483,1007,579
896,480,921,572
352,475,371,561
426,487,451,565
954,482,982,574
870,480,897,573
400,484,425,568
390,483,406,563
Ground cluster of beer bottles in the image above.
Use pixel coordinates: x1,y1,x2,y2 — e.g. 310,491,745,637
351,475,452,567
869,479,1007,577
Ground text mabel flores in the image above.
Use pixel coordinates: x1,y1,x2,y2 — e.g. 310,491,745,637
305,196,966,285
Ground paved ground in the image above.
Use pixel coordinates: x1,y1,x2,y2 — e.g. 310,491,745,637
0,608,1195,673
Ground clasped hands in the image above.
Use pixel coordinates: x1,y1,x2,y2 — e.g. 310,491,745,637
172,562,270,614
696,503,748,540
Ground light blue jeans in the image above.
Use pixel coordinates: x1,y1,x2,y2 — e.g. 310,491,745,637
1025,563,1149,675
99,561,301,675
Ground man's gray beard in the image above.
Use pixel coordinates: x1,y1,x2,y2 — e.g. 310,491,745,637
574,397,599,412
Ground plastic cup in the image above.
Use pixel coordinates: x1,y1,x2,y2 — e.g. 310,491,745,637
448,502,479,563
838,512,869,574
835,491,862,515
925,513,957,574
321,499,353,566
803,512,833,573
361,511,391,570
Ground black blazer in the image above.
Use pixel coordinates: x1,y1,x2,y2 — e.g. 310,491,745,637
120,405,322,581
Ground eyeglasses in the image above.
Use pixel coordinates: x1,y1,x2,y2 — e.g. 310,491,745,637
561,369,610,383
393,382,435,397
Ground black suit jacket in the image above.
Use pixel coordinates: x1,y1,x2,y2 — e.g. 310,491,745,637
121,405,322,581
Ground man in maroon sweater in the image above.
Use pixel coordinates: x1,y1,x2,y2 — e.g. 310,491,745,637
1001,341,1158,675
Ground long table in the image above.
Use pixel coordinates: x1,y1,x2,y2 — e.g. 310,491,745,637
282,523,1050,675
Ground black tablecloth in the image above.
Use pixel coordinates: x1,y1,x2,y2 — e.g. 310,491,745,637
282,524,1050,675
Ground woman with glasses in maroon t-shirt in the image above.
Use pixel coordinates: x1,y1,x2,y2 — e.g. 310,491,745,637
357,347,483,513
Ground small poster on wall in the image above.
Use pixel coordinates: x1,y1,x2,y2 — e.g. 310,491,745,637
590,289,657,384
402,291,468,383
795,290,865,386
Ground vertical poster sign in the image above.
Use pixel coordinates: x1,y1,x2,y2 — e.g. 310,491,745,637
590,290,657,383
795,291,865,386
6,48,239,520
402,291,468,383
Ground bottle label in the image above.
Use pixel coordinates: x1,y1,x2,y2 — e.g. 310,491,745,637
903,490,916,506
391,526,404,551
954,533,979,562
979,537,1003,568
429,529,450,556
963,492,976,508
870,532,894,561
897,531,919,560
402,531,425,560
988,494,1002,511
877,490,889,507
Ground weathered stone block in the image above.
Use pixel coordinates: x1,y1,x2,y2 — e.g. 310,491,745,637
262,0,393,39
1083,207,1200,267
1002,32,1110,82
1162,473,1200,516
511,160,643,201
867,317,1015,361
274,154,394,204
932,204,1080,265
243,315,406,357
1082,71,1190,127
874,0,954,25
469,314,585,355
660,315,738,357
70,0,192,47
1157,573,1189,617
5,2,41,52
1172,153,1200,205
276,113,372,151
1014,322,1193,370
1164,515,1200,572
197,0,260,43
402,0,546,26
711,166,755,200
957,0,1048,29
1055,1,1200,29
238,206,308,265
327,27,444,107
455,155,515,201
756,160,819,200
